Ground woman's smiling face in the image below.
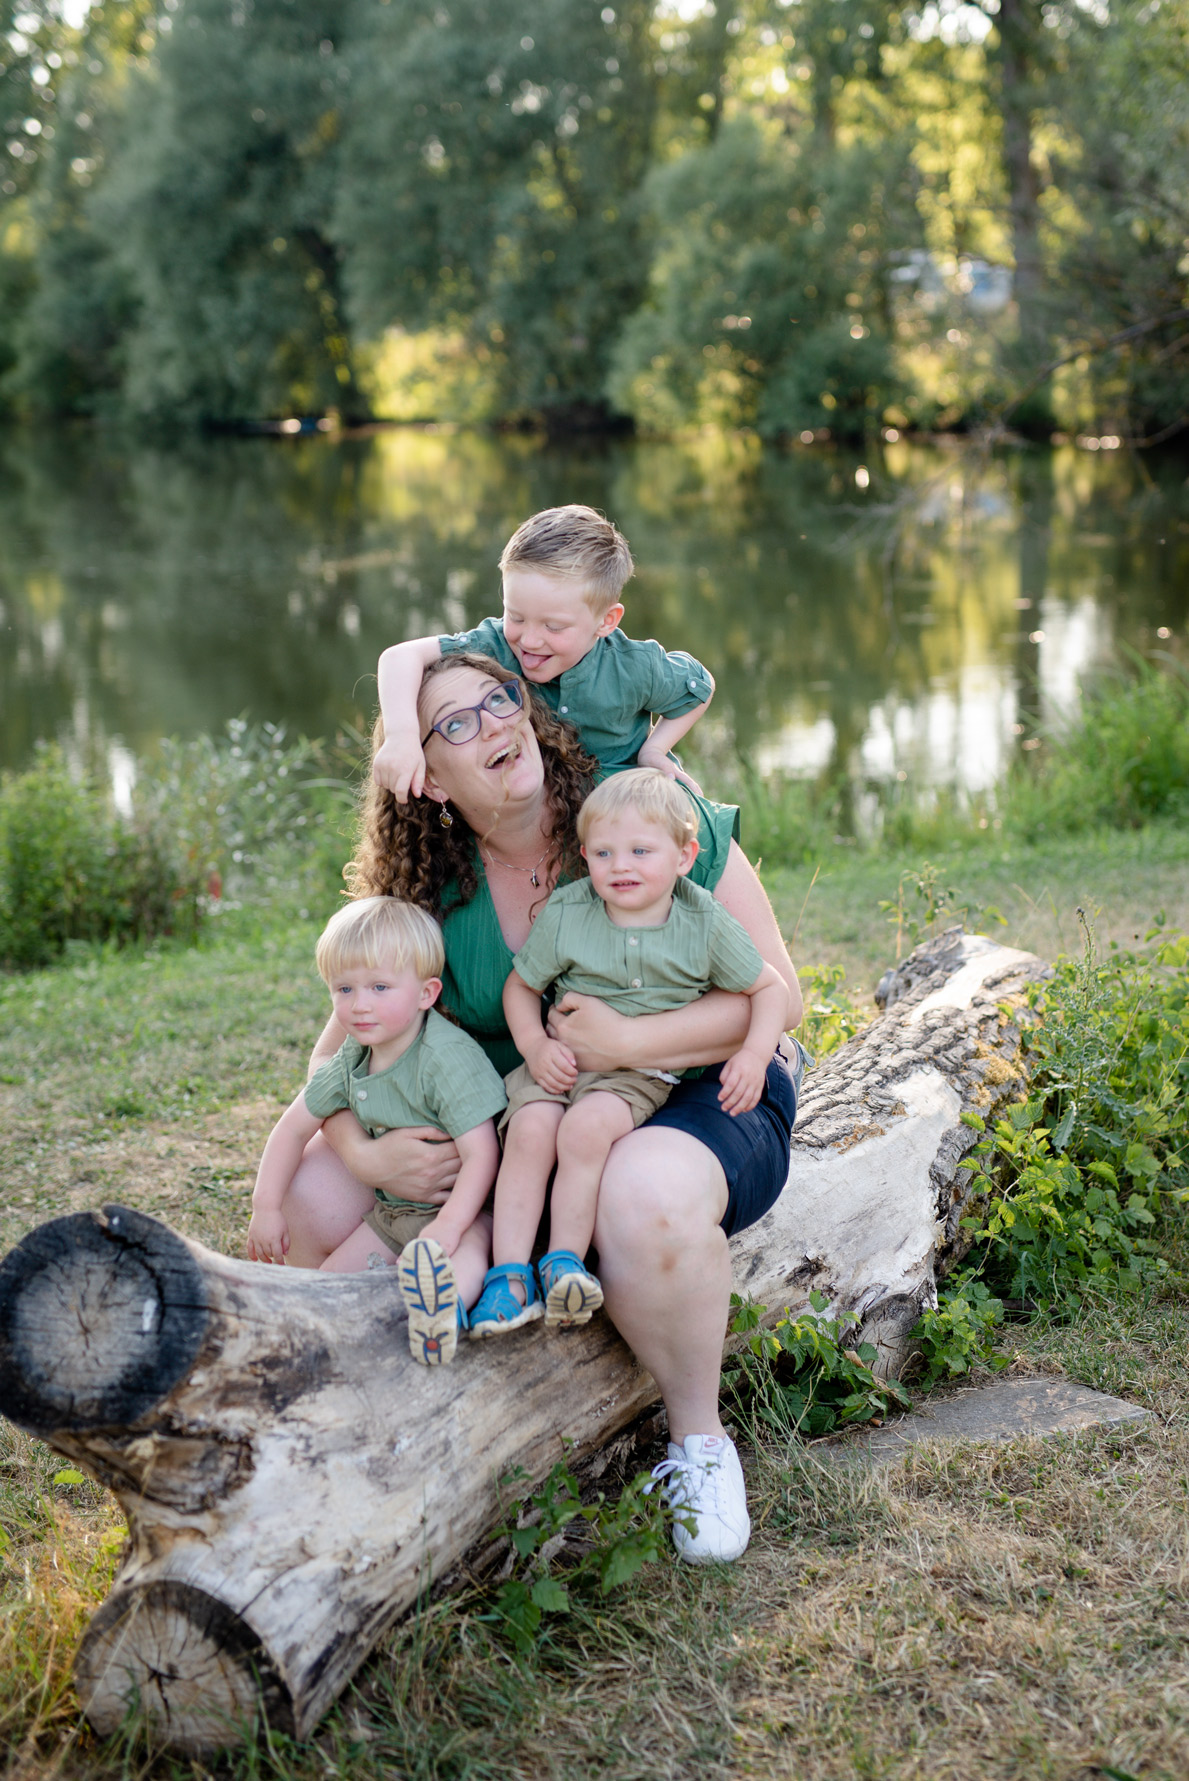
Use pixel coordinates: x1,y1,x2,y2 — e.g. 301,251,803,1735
419,663,544,815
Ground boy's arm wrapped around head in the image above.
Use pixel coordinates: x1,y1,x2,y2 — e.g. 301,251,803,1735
374,634,445,801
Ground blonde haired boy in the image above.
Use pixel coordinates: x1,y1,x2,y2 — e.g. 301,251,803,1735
247,896,506,1366
467,770,789,1337
373,504,715,799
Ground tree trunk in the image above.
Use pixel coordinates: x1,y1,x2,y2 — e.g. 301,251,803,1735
0,929,1044,1754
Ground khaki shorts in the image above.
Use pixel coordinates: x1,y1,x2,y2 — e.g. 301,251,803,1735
499,1062,674,1136
362,1193,439,1254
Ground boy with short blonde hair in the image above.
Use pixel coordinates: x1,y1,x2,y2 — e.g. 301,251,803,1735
247,896,507,1366
373,504,714,797
466,770,790,1338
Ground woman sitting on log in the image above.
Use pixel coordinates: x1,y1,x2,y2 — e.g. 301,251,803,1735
285,652,804,1564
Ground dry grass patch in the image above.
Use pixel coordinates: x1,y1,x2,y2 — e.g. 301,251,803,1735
730,1385,1189,1781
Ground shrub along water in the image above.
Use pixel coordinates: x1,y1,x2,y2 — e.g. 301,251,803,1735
0,724,355,972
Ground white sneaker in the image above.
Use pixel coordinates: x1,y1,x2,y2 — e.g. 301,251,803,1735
650,1434,751,1564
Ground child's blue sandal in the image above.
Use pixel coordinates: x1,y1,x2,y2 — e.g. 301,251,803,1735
398,1237,462,1367
468,1262,544,1338
538,1249,604,1329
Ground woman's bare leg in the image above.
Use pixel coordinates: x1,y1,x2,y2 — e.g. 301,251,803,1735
593,1125,731,1446
281,1132,376,1268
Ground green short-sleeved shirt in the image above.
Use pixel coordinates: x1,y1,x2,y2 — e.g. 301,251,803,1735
438,788,741,1076
303,1007,507,1138
438,616,714,775
511,875,763,1018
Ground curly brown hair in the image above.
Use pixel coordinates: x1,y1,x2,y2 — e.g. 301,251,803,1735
346,653,597,916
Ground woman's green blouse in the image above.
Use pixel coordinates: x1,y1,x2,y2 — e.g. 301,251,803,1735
438,793,741,1076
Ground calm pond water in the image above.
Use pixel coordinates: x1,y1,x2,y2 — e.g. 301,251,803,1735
2,425,1186,814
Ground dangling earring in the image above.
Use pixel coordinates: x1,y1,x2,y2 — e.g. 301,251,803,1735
438,805,454,829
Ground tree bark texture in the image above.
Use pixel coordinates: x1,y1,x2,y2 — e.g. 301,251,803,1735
0,929,1045,1753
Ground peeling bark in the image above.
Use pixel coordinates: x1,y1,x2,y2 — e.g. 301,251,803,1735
0,929,1045,1753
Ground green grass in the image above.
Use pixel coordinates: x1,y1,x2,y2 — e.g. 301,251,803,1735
2,799,1189,1777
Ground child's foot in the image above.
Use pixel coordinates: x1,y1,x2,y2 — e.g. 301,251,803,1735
398,1237,460,1366
537,1249,604,1328
469,1262,544,1338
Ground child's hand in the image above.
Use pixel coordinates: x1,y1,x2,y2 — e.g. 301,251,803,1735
635,742,703,796
247,1208,290,1264
373,732,428,804
718,1048,767,1117
527,1036,579,1096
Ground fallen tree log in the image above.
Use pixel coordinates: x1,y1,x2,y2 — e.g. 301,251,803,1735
0,928,1045,1753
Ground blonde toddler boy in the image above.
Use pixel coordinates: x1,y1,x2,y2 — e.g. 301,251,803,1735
373,504,715,797
247,896,506,1365
467,770,789,1337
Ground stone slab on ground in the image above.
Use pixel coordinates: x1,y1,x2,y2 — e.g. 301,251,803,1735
830,1377,1149,1464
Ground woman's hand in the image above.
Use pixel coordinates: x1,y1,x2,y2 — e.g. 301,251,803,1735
318,1110,459,1203
545,993,637,1073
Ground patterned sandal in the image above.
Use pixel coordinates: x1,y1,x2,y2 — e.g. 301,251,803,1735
538,1249,604,1329
398,1237,461,1367
468,1262,544,1338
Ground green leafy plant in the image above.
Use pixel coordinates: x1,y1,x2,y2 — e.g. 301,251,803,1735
483,1459,680,1654
911,1269,1006,1386
725,1291,911,1441
878,859,1005,962
797,961,867,1060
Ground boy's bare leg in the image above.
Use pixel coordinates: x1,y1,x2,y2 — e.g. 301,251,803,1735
549,1092,635,1261
492,1100,566,1298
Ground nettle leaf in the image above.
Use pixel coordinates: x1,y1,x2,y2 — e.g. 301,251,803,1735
530,1577,570,1614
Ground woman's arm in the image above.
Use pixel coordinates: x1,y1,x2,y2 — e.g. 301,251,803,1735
713,841,802,1025
546,843,802,1074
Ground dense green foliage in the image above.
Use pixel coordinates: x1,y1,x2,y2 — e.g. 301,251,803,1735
0,722,349,969
2,0,1186,433
0,745,200,967
917,920,1189,1380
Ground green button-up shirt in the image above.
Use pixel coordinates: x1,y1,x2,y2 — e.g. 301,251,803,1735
438,617,713,774
438,790,740,1076
303,1007,507,1138
511,876,763,1019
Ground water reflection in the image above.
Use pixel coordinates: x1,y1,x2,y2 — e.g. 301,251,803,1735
1,426,1185,809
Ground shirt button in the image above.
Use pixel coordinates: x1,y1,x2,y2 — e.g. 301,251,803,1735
689,679,697,690
559,705,568,713
357,1089,367,1100
631,978,642,988
628,936,638,946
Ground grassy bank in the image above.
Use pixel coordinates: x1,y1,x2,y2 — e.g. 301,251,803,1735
2,814,1188,1778
2,659,1189,1777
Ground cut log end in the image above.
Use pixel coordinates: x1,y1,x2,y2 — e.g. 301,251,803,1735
76,1580,295,1753
0,1205,209,1433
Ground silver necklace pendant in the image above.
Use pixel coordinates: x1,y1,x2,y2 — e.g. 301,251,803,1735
530,868,539,887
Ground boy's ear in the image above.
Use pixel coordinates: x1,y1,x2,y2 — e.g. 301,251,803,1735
675,836,700,878
420,977,443,1010
595,602,625,638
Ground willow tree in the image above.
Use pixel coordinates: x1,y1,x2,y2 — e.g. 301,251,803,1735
336,0,660,427
91,0,367,425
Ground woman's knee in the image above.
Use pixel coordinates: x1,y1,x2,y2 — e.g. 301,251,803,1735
595,1130,726,1249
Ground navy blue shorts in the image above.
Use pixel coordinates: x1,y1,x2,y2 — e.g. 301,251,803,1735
646,1047,800,1239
